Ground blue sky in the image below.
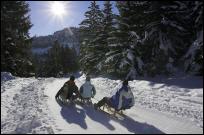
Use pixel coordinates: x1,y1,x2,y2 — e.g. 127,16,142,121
28,1,118,37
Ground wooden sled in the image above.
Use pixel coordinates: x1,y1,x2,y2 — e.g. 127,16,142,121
99,103,126,120
79,98,92,104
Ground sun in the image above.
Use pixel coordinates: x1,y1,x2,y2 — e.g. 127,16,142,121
50,1,66,17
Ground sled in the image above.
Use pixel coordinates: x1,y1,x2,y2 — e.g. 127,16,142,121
56,95,93,107
78,97,93,105
55,96,73,106
98,103,126,120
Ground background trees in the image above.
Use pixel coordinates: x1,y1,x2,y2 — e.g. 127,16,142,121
79,1,203,79
1,1,34,77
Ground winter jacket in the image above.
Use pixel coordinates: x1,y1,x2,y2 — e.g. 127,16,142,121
110,85,135,110
80,81,96,98
56,80,79,100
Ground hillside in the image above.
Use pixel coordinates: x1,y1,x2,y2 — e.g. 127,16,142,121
31,27,80,55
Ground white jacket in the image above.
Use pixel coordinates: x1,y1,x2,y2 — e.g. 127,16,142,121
80,81,96,98
118,86,135,109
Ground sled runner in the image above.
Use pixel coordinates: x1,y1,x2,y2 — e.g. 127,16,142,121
96,103,126,120
78,97,93,105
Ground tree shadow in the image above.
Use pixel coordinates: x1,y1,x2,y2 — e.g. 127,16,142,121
81,105,115,130
137,75,203,89
60,103,87,129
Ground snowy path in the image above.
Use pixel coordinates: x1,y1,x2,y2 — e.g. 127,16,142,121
1,73,203,134
44,78,202,134
1,78,56,134
44,78,164,134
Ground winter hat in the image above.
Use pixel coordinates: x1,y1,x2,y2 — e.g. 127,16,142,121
86,76,90,81
123,80,128,86
70,75,75,81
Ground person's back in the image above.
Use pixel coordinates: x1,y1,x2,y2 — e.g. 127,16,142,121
66,79,78,99
94,80,134,111
80,76,96,99
55,75,79,101
110,80,135,110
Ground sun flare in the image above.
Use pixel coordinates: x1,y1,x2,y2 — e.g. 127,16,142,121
50,1,66,17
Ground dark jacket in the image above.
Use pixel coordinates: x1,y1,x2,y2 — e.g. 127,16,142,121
56,80,79,99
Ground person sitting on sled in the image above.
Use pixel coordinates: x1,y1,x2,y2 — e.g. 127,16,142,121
79,76,96,102
55,75,80,102
94,80,135,111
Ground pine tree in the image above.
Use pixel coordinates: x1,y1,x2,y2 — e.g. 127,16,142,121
38,40,79,77
79,1,203,78
91,1,115,74
183,1,203,75
79,1,103,75
45,40,63,77
105,1,145,79
1,1,34,77
62,46,79,73
143,1,191,76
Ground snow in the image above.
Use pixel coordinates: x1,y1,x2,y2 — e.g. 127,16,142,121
1,72,15,82
166,63,174,73
168,20,186,32
28,60,33,66
185,30,203,59
108,43,118,47
10,43,15,46
136,57,144,71
96,63,102,71
120,22,129,28
1,72,203,134
5,51,9,55
126,67,138,80
119,58,130,69
129,31,139,39
6,37,12,41
105,52,121,63
184,30,203,73
127,49,134,61
159,31,176,55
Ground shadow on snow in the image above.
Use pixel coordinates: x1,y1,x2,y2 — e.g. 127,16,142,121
60,103,87,129
57,99,165,134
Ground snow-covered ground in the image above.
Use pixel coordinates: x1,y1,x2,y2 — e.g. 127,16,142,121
1,72,203,134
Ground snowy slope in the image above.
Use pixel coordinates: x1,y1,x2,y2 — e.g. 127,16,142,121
1,72,203,134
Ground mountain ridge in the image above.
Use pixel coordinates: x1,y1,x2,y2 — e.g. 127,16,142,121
31,27,80,55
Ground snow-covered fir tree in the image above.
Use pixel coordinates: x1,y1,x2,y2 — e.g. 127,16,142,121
183,1,203,75
105,1,145,79
79,1,203,78
92,1,115,74
79,1,103,75
142,1,191,76
1,1,34,77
